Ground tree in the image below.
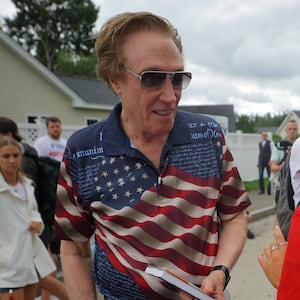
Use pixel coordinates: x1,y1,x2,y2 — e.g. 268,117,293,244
235,112,288,133
4,0,99,71
55,50,97,78
235,114,256,133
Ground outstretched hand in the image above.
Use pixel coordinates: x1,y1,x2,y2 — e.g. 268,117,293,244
258,225,287,288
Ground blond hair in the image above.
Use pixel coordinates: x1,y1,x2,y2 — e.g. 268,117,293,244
95,12,183,89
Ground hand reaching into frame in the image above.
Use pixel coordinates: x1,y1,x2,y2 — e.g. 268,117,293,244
258,225,287,288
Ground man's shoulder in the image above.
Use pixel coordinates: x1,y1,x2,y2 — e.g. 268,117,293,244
177,110,223,131
270,147,283,161
67,121,106,146
34,135,49,144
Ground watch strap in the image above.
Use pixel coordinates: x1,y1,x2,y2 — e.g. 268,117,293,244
210,265,231,290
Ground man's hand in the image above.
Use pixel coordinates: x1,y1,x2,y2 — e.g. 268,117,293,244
258,225,287,288
179,270,225,300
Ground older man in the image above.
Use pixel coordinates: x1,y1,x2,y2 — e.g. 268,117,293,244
55,12,250,300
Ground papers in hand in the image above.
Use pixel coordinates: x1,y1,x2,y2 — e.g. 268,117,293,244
145,265,214,300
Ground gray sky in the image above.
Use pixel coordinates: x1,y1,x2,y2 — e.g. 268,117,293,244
1,0,300,115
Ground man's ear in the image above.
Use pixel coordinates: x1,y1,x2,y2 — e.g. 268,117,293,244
109,78,121,95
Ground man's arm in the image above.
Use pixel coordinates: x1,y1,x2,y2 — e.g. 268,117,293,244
270,159,284,173
60,240,97,300
200,212,247,299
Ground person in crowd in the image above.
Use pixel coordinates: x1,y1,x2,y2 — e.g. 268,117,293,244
54,12,250,300
269,119,298,239
0,117,69,300
257,131,271,195
258,136,300,298
33,116,67,300
0,136,56,300
269,120,298,193
34,116,66,162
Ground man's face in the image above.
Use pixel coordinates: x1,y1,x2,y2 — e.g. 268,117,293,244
110,31,185,139
285,122,298,142
261,132,268,140
47,121,62,140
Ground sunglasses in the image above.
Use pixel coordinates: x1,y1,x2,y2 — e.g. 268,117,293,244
121,66,192,90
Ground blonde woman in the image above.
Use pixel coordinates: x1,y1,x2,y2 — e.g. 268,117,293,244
0,136,56,300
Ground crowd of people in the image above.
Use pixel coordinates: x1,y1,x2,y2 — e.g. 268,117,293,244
0,10,298,300
257,120,300,298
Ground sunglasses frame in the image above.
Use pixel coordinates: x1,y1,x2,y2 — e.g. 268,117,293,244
121,65,192,90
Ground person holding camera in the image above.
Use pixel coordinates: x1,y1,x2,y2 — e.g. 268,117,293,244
258,136,300,299
269,119,298,239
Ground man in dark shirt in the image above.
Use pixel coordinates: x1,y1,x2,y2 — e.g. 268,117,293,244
257,131,271,194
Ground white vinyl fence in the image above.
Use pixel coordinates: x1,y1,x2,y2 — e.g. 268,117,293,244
19,124,262,182
226,131,261,182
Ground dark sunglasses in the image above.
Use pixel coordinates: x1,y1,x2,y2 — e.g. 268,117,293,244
121,66,192,90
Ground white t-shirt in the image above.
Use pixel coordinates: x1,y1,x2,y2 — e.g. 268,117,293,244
290,137,300,207
34,135,66,162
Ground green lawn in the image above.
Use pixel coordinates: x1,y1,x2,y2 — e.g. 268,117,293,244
243,178,269,191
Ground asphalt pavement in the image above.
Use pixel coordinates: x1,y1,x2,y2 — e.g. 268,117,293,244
227,190,277,300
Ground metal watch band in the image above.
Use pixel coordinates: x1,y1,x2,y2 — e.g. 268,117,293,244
210,265,231,290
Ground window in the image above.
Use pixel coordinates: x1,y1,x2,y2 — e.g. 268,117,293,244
86,118,99,126
27,115,47,124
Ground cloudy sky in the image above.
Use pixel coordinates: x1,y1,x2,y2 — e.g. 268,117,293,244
1,0,300,115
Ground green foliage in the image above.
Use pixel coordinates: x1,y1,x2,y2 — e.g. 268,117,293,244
235,114,256,133
4,0,99,71
235,112,288,133
272,133,282,143
54,50,97,78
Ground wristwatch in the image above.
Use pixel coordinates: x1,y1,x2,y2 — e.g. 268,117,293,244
210,265,231,290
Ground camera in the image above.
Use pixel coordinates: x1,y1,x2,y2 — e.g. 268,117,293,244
275,140,293,151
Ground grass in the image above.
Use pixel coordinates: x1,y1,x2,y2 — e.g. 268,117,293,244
243,178,269,191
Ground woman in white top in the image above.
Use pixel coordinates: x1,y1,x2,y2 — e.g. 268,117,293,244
0,136,56,300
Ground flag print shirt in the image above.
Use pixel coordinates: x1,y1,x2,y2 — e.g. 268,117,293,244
55,103,250,299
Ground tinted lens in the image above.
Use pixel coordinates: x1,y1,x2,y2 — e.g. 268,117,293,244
140,71,191,90
172,73,184,89
176,72,192,89
141,72,166,88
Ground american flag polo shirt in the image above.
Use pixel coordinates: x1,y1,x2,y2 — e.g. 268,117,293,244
55,103,250,299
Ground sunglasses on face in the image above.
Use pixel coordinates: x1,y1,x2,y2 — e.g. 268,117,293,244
121,66,192,90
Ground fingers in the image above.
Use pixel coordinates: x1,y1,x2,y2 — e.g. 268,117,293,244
274,225,286,245
258,251,266,268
